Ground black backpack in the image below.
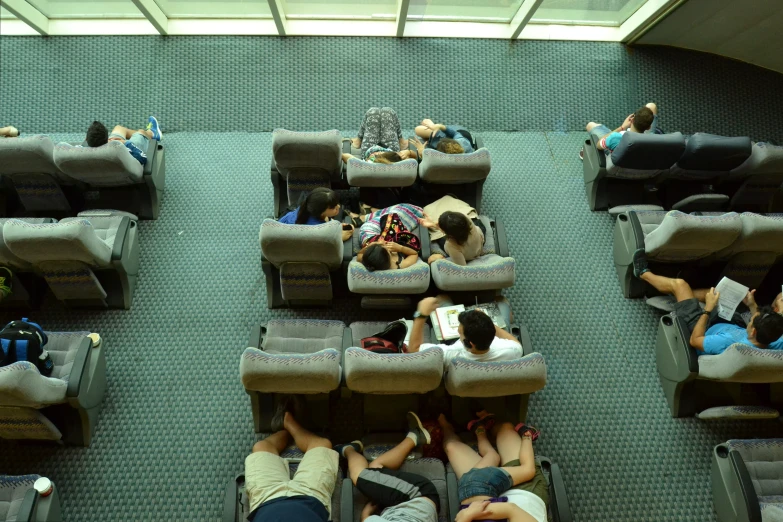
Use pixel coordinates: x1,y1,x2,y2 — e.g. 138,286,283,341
360,320,408,354
0,318,53,377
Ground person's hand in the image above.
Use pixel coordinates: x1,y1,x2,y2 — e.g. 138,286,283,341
417,297,441,316
705,287,720,311
428,253,445,264
341,152,354,163
743,289,757,308
351,137,361,148
460,500,492,521
621,114,633,130
383,242,400,253
361,501,378,520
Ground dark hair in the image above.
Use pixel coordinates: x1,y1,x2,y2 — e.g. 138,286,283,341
437,138,464,154
753,306,783,345
457,310,495,351
361,244,391,271
296,187,339,224
373,151,403,164
633,107,654,132
438,211,471,245
86,121,108,147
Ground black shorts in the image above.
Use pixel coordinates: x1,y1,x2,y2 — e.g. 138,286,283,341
674,298,743,333
356,468,440,513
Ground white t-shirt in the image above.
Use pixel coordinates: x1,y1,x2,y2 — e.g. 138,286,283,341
503,489,547,522
420,337,522,368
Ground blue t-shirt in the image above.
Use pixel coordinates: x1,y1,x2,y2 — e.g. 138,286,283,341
599,131,626,153
250,495,328,522
278,208,325,226
701,323,783,355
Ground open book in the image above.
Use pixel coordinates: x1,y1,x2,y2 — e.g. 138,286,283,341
429,302,507,341
715,277,750,321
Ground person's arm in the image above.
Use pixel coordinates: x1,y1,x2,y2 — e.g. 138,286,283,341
494,324,521,345
408,297,441,353
743,289,759,316
360,501,378,521
356,240,383,262
444,241,467,266
456,501,535,522
399,253,419,269
690,288,720,351
342,152,358,164
386,242,417,256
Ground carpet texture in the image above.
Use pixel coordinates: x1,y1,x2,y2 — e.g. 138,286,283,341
1,36,783,522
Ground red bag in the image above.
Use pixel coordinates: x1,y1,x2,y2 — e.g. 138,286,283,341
360,320,408,354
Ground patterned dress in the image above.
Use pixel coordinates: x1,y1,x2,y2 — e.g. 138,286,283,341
359,204,424,252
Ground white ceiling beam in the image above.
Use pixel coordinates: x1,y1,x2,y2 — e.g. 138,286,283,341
621,0,687,43
509,0,545,39
267,0,288,36
396,0,411,37
0,0,48,35
130,0,168,35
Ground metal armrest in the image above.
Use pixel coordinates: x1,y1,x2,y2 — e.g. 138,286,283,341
589,133,605,168
340,477,353,522
110,217,131,261
493,218,509,258
65,336,95,404
250,324,265,350
673,315,699,374
626,211,646,252
222,475,242,522
142,139,158,176
513,324,533,355
420,223,431,260
16,488,37,522
342,215,355,266
730,451,762,522
342,139,351,154
447,471,460,522
541,458,573,522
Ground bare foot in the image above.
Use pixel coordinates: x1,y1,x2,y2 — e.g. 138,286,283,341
419,218,437,229
437,413,451,429
428,254,445,264
351,137,361,148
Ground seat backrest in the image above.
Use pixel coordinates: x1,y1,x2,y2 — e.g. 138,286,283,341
0,406,62,441
606,132,685,179
725,439,783,497
0,474,41,522
0,136,58,175
698,345,783,382
272,129,342,179
262,319,345,355
54,141,143,186
343,347,443,394
419,148,491,184
445,353,547,397
4,219,112,267
730,142,783,178
239,347,342,394
260,219,343,271
715,213,783,259
670,133,752,179
644,211,742,262
0,218,53,270
0,362,68,408
345,157,418,187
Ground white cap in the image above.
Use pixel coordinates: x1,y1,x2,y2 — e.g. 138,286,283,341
33,477,52,496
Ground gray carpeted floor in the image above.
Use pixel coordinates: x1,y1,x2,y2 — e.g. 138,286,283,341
1,129,781,522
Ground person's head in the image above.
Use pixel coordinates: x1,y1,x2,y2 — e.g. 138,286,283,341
295,187,340,224
631,107,654,133
371,151,403,164
748,306,783,347
457,310,495,353
773,292,783,314
86,121,108,147
437,138,464,155
361,243,392,271
438,211,472,245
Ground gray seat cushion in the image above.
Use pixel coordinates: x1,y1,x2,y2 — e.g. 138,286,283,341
0,474,40,522
54,141,143,186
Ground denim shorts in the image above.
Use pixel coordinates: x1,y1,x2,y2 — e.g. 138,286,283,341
458,467,513,502
109,132,149,154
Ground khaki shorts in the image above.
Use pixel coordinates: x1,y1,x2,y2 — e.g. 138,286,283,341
503,461,549,506
244,447,339,516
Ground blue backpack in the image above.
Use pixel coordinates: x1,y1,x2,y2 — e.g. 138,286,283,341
0,318,53,377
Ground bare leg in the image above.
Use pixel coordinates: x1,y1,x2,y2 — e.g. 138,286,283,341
415,125,433,140
639,272,696,303
345,446,370,484
252,430,290,455
283,412,332,453
499,428,536,487
0,126,19,138
492,422,521,465
474,428,500,468
369,438,416,470
439,414,481,479
646,102,658,115
586,122,600,132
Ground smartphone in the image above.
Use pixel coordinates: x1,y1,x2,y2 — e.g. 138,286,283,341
342,224,353,231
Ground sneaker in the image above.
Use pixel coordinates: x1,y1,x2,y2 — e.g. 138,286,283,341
333,440,364,457
514,423,540,441
0,267,13,298
407,411,431,446
632,248,649,278
146,116,162,141
578,148,584,161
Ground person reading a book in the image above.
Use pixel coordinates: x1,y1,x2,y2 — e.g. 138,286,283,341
406,296,522,367
357,204,437,272
633,250,783,354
